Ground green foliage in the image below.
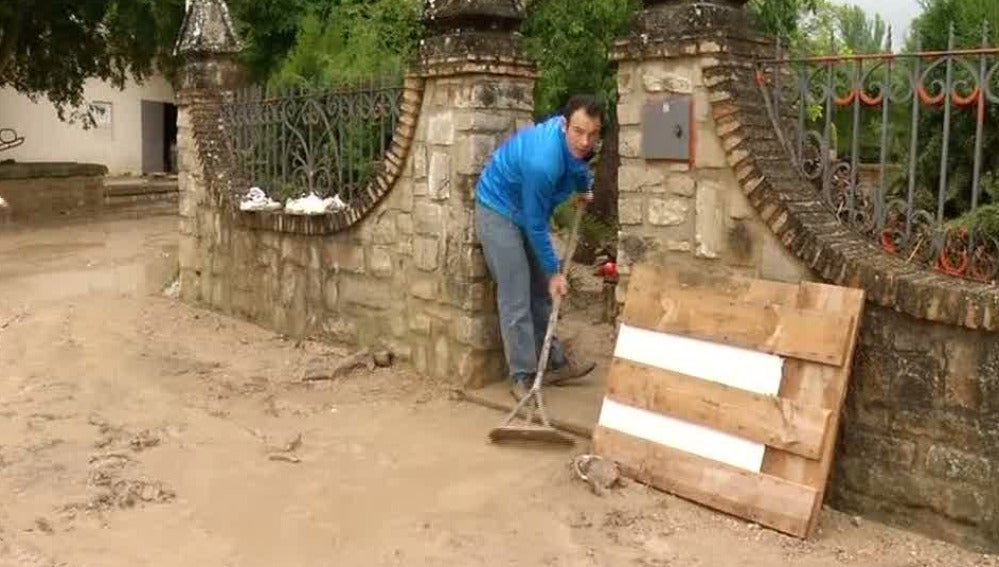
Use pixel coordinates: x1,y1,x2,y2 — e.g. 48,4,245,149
521,0,638,121
551,200,617,260
747,0,818,43
267,0,421,88
896,0,999,230
0,0,185,121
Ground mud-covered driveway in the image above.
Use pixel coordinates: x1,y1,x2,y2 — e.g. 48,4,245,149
0,216,995,566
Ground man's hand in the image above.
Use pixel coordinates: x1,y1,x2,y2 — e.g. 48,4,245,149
548,273,569,299
571,191,592,211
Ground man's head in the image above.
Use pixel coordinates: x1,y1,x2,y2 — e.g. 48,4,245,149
560,94,603,161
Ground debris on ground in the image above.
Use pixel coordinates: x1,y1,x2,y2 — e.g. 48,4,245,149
573,454,623,496
302,349,377,381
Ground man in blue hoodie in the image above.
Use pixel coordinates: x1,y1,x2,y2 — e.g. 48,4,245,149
475,94,602,398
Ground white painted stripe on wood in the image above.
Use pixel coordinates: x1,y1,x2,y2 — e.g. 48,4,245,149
597,397,768,472
613,323,783,395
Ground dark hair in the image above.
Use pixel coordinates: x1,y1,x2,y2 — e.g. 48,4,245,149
561,94,604,123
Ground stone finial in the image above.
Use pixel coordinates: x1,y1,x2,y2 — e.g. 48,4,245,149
421,0,525,32
174,0,243,57
418,0,531,72
614,0,764,61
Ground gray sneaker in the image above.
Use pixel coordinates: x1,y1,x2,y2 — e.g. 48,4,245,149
509,379,531,402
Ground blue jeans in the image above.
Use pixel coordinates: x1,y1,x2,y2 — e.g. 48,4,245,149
475,202,568,384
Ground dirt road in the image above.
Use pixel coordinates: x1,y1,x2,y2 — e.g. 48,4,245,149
0,215,996,566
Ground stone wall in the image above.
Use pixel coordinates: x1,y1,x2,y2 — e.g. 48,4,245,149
175,9,537,386
0,163,108,224
614,55,812,293
613,0,999,552
833,303,999,551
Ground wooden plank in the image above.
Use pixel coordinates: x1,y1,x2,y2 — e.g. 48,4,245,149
605,359,832,460
621,285,854,366
593,426,817,538
759,281,865,538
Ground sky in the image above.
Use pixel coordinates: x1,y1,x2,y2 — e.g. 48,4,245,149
832,0,924,48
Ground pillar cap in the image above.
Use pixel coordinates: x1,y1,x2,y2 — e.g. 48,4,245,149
174,0,243,57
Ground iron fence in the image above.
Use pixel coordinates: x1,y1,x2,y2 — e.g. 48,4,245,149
217,76,404,204
756,25,999,283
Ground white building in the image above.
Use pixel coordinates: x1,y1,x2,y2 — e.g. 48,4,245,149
0,73,178,176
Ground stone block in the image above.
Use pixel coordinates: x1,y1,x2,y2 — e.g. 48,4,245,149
694,87,712,123
323,240,365,274
695,124,728,168
433,335,450,378
409,312,432,335
456,112,515,133
641,61,694,94
695,180,724,258
428,151,451,200
619,164,666,193
324,275,339,310
369,246,393,278
410,274,438,301
413,202,443,235
340,277,392,309
648,197,689,227
619,196,645,226
442,278,492,311
619,127,642,159
322,315,358,344
617,61,636,96
412,343,429,374
728,190,754,220
427,110,455,145
178,235,203,271
414,236,439,272
396,213,413,236
367,215,398,246
455,82,533,112
280,236,310,268
279,264,305,309
455,347,505,388
666,173,696,197
943,341,983,411
412,145,428,179
455,135,497,176
617,96,642,126
925,446,991,484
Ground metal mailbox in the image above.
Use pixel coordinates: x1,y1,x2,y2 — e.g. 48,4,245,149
641,97,693,162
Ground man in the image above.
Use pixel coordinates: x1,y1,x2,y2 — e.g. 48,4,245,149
474,94,602,398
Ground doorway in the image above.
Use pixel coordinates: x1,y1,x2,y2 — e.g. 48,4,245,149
141,101,179,175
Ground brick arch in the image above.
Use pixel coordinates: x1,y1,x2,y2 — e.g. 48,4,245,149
232,76,427,235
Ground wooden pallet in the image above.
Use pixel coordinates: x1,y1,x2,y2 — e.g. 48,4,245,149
593,263,865,538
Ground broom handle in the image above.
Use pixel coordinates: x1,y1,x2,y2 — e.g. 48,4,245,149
530,195,587,391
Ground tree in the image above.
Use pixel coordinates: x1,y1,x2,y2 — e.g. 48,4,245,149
267,0,421,88
748,0,818,43
0,0,185,121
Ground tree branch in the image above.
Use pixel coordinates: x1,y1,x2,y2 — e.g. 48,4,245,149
0,1,27,81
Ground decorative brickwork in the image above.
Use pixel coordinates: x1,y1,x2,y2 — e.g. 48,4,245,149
173,0,534,386
614,0,999,552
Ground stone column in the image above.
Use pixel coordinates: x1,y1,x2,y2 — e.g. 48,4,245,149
613,0,807,304
406,0,537,387
172,0,246,305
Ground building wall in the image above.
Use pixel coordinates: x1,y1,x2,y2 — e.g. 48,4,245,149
0,73,176,176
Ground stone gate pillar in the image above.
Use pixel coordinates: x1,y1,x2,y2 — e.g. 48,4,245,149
173,0,246,304
407,0,537,387
612,0,807,302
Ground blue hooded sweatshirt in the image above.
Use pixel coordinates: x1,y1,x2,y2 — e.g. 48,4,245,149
475,115,593,277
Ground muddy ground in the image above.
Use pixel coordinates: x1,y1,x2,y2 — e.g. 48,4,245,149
0,215,997,567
